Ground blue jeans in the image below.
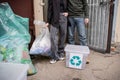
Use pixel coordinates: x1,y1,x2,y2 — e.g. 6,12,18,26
68,17,87,45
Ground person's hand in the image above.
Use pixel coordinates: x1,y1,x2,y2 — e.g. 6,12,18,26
63,12,68,17
84,18,89,24
46,23,49,27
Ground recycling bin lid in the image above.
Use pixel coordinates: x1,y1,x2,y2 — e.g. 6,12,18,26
65,44,90,54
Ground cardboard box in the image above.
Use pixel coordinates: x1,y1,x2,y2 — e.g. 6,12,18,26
0,62,29,80
65,44,90,69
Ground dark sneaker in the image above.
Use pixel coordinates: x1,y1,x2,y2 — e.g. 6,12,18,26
59,57,65,61
50,59,57,64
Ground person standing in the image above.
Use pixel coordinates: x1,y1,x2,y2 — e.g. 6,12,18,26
67,0,89,45
47,0,68,63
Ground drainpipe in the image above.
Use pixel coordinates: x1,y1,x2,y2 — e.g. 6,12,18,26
106,0,115,53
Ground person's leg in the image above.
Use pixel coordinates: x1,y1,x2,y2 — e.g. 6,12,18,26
49,25,59,63
75,18,87,45
58,13,67,58
68,17,75,44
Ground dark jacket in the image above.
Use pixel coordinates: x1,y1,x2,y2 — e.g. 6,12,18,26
68,0,89,18
47,0,67,27
60,0,67,12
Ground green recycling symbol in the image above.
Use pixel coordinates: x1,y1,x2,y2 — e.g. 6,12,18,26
70,56,82,66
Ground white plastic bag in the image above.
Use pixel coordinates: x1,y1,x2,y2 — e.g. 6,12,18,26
30,21,51,56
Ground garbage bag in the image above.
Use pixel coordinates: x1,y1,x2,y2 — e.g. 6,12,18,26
30,21,51,56
0,2,36,75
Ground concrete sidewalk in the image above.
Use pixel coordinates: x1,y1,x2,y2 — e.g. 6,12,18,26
28,50,120,80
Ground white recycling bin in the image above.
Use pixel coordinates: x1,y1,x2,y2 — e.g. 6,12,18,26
0,62,29,80
65,44,90,69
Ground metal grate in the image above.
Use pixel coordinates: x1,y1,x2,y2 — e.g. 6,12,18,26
86,0,112,53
